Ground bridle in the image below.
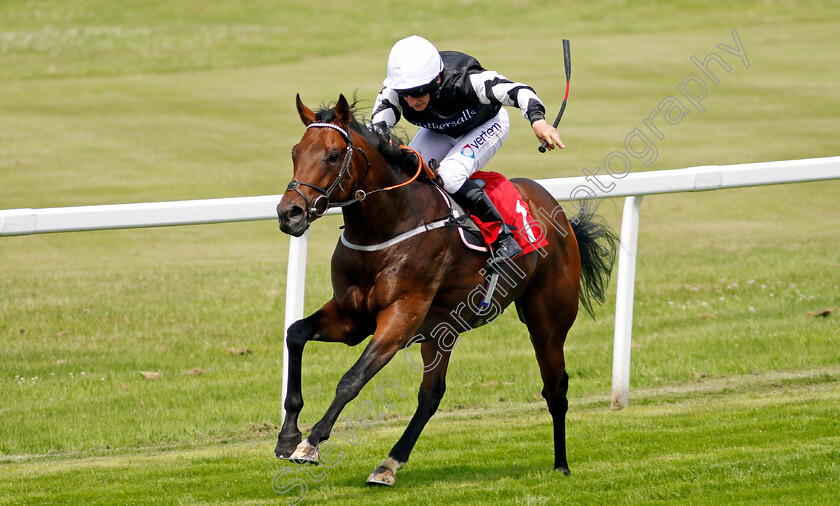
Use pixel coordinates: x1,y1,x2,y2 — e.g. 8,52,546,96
285,122,371,219
285,122,426,221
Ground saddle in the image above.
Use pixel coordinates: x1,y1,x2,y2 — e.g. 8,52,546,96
407,150,549,257
449,171,548,257
449,196,490,253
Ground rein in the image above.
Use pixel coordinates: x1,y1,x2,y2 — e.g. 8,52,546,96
288,121,455,251
285,122,426,220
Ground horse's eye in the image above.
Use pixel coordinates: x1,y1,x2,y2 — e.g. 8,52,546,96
327,150,340,163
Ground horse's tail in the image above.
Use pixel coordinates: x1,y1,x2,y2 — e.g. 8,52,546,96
571,207,618,318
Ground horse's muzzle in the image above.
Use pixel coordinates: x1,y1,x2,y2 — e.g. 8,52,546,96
276,200,309,237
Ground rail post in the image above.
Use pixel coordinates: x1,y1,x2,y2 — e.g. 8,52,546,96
281,230,309,422
611,195,643,409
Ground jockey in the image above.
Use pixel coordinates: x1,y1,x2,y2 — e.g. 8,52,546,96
370,35,564,263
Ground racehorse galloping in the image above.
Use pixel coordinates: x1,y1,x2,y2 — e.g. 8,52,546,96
275,94,617,486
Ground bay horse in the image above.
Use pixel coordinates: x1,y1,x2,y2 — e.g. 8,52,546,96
275,94,617,486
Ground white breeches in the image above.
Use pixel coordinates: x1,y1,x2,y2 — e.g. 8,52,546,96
408,108,510,193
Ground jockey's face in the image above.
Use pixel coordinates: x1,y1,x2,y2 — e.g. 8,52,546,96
398,76,439,112
405,94,431,112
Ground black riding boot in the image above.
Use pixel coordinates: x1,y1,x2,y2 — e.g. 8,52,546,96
453,179,523,263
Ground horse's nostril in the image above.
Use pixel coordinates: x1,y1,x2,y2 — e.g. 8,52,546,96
287,206,304,219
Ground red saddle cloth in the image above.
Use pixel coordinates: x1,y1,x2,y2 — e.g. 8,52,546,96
467,171,549,257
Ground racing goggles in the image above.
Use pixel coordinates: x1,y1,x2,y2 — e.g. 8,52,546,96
396,80,438,99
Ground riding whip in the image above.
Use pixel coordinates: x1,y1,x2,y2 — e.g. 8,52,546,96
539,39,571,153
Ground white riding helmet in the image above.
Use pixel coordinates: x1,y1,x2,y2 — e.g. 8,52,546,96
383,35,443,91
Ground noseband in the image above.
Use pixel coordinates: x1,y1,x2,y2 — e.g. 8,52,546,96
285,122,371,219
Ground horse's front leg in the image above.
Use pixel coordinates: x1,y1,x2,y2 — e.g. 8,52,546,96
275,298,368,459
289,300,427,462
367,338,453,486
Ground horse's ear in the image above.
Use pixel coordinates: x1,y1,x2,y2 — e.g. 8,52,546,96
296,93,316,126
334,94,351,127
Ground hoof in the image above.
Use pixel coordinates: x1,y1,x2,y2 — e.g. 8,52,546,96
555,466,571,476
289,439,320,465
275,433,303,459
366,466,396,487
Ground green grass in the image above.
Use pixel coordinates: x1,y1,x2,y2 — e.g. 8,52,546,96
2,370,839,504
2,0,840,504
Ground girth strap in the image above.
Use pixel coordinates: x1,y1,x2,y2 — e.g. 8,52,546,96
339,186,455,252
339,219,451,252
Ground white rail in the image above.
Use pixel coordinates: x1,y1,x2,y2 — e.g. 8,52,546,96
0,195,285,235
3,156,839,412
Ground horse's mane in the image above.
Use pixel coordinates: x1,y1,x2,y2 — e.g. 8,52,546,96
313,100,419,176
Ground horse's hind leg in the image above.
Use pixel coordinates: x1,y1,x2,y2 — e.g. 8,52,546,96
542,361,571,475
516,287,577,475
367,339,453,486
275,298,368,459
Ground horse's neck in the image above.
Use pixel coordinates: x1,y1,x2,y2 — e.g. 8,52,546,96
342,163,445,245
